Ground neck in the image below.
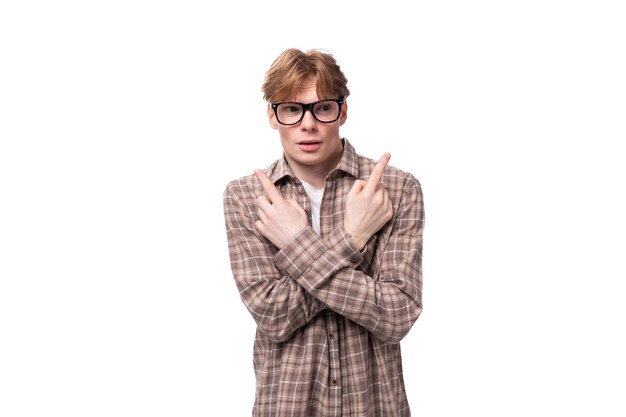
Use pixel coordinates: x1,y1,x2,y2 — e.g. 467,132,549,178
287,148,343,189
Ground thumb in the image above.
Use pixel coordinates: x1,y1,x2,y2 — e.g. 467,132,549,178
285,198,304,212
348,179,367,196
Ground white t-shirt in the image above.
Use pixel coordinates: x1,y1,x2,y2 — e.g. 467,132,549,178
301,181,324,234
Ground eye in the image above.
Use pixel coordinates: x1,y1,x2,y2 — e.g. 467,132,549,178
282,105,301,113
318,104,330,112
315,101,337,115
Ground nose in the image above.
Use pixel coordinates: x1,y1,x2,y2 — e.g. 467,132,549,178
299,109,317,130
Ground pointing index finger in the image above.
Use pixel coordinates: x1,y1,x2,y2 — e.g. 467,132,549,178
254,169,283,202
365,153,390,191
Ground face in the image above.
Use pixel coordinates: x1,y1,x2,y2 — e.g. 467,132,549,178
267,78,348,179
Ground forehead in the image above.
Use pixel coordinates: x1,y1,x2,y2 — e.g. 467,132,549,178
291,79,319,103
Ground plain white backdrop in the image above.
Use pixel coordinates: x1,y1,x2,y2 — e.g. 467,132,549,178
1,1,625,416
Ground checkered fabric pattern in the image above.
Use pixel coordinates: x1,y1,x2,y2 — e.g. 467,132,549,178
224,139,424,417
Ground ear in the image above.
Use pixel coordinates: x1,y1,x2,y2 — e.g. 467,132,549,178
267,104,278,129
339,100,348,126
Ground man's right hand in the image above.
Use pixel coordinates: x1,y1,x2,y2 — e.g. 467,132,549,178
344,153,394,251
254,169,309,249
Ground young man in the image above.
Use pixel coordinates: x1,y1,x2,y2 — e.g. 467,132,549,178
223,48,424,417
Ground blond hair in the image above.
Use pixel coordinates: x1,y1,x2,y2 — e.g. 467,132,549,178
262,48,350,103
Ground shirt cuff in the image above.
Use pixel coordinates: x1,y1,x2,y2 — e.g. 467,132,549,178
325,223,364,269
275,225,364,280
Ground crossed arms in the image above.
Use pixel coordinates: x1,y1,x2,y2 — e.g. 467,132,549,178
224,155,424,344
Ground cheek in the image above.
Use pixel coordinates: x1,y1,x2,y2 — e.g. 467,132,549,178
278,128,293,144
321,124,341,137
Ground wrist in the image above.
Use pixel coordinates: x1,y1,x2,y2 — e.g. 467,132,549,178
349,234,367,251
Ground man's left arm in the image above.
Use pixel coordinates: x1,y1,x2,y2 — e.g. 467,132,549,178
274,176,424,344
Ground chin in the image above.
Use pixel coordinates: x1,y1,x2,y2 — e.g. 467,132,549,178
294,154,324,166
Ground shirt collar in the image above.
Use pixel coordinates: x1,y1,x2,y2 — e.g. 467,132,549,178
333,138,360,178
269,138,360,184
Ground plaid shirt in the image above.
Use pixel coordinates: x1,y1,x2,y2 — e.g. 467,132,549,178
223,139,424,417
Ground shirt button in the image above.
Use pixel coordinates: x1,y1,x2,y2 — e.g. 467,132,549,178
328,333,334,340
350,259,358,265
331,379,337,386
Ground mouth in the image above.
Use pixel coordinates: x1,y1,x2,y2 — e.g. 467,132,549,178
297,140,322,152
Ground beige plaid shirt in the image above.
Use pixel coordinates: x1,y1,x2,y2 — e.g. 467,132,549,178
224,139,424,417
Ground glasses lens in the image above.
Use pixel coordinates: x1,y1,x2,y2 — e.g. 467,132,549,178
313,100,340,122
276,103,304,125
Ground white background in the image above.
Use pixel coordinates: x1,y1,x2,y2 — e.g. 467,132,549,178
1,1,625,416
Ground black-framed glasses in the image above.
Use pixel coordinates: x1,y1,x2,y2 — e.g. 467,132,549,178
271,98,344,126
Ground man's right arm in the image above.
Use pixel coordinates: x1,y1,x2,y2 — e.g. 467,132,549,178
223,183,325,343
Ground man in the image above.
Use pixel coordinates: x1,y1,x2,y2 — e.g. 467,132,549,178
223,48,424,417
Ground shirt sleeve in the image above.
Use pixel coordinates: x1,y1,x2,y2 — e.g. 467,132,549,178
223,184,326,343
274,177,424,344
